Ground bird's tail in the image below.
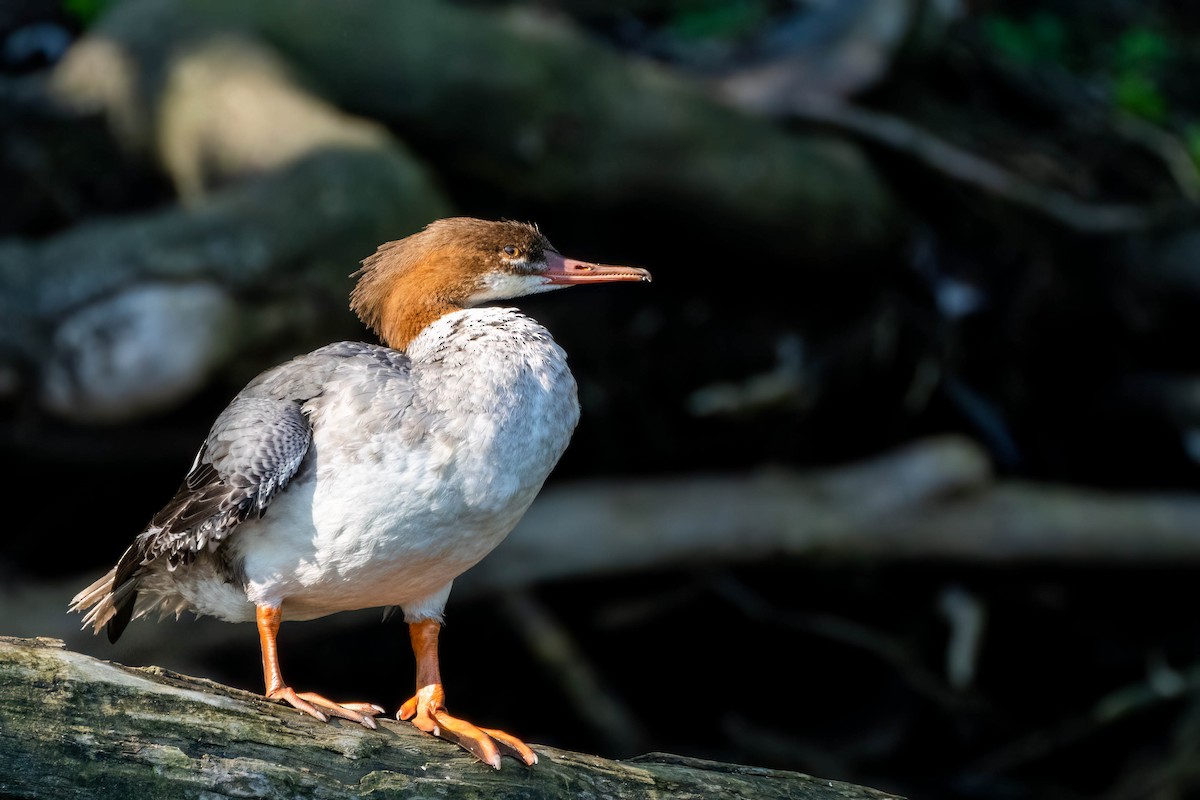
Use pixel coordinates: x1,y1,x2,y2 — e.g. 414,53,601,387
70,538,144,642
68,568,119,634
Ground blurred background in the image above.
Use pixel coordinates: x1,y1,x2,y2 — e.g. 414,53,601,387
3,0,1200,797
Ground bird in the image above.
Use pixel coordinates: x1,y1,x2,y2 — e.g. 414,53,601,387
69,217,651,768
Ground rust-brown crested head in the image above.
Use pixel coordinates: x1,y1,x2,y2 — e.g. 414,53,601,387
350,217,651,349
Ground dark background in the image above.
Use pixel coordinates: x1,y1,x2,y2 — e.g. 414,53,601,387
4,1,1200,798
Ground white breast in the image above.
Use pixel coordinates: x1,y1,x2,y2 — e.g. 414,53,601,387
212,308,580,622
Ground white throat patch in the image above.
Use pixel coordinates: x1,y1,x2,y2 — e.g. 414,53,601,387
466,272,565,306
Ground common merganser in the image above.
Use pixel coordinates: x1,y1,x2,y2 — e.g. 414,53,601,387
70,217,651,768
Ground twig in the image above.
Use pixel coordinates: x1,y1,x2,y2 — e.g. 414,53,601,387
706,572,975,713
498,589,648,756
1113,114,1200,205
781,97,1176,234
966,653,1200,778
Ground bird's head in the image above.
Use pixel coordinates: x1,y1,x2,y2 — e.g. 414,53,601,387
351,217,651,348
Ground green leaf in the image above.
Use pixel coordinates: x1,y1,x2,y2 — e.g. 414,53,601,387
62,0,110,27
980,12,1067,65
1114,71,1167,123
1114,27,1171,74
1184,124,1200,168
669,0,769,41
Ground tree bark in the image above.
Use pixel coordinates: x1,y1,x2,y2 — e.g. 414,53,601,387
0,636,900,799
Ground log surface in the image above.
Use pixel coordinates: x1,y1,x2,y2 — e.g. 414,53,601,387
0,637,900,799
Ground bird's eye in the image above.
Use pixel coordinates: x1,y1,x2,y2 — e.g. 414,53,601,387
502,245,521,258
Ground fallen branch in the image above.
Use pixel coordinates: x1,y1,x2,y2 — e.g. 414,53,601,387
0,636,900,799
464,434,1200,598
0,147,447,423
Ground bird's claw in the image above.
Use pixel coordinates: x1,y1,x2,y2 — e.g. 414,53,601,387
478,725,540,766
398,695,537,768
268,686,385,729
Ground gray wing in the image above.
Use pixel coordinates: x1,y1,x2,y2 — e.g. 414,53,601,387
127,340,408,571
103,392,312,642
103,342,411,641
108,395,311,596
149,396,312,564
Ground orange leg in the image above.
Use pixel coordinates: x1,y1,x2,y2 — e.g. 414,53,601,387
256,605,384,729
397,619,537,768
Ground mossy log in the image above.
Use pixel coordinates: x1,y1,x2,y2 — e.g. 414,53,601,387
0,637,900,799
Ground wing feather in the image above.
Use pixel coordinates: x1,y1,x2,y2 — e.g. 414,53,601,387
78,341,413,641
105,396,313,634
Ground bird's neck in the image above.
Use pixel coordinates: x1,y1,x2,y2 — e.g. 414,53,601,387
404,307,560,365
352,251,477,351
377,295,462,351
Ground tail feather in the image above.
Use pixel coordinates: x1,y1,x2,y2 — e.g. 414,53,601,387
106,587,138,643
69,568,119,634
71,540,147,642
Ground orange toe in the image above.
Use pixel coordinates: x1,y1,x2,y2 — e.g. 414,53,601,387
398,687,535,768
480,726,539,766
269,687,383,729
